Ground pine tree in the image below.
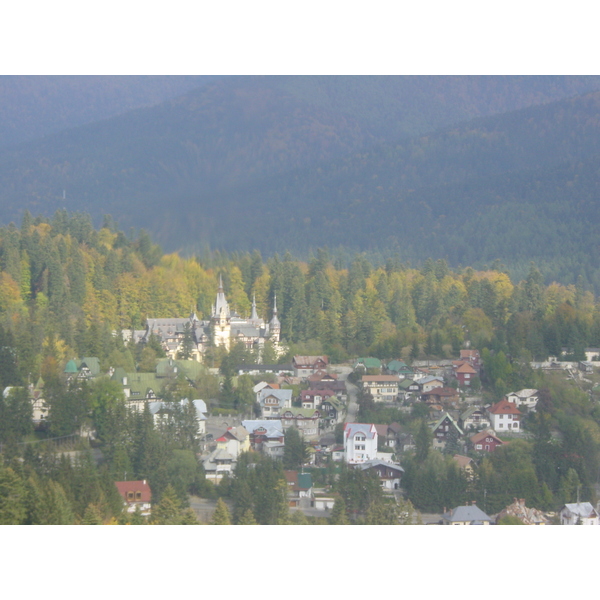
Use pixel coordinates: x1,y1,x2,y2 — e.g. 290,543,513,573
211,497,232,525
330,497,350,524
152,484,182,525
236,508,257,524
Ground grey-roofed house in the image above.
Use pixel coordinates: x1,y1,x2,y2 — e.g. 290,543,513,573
242,419,285,451
442,504,493,525
258,388,293,418
559,502,599,525
203,449,235,482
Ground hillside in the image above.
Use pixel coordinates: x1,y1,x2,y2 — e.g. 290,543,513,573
0,76,599,287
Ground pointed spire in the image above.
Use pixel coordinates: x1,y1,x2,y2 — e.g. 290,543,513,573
251,293,259,321
218,273,224,292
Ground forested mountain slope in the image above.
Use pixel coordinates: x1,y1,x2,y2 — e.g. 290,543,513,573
0,76,599,289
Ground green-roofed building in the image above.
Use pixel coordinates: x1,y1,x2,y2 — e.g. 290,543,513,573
78,357,101,378
354,357,382,371
64,359,78,374
156,358,204,380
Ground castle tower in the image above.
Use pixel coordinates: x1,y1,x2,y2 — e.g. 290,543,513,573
211,275,231,350
269,294,281,343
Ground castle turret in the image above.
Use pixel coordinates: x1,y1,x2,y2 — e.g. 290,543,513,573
269,295,281,342
211,275,231,349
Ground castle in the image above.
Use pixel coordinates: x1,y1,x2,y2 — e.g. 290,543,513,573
135,276,281,361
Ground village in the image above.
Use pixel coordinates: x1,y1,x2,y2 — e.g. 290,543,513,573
10,281,600,525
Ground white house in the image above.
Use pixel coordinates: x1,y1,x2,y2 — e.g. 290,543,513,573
361,375,401,402
343,423,378,464
358,460,404,491
506,389,539,411
559,503,599,525
488,399,521,432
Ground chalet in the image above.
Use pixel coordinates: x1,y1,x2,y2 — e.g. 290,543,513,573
488,399,521,432
203,449,235,482
559,502,599,525
496,498,548,525
374,422,402,449
344,423,378,464
65,357,101,381
307,370,338,385
320,395,344,426
279,407,321,439
300,388,336,410
242,420,284,451
430,412,463,446
114,480,152,516
385,360,413,378
358,460,404,491
421,386,459,405
308,379,347,396
459,406,491,432
292,355,328,378
469,429,505,452
442,503,493,525
258,388,293,418
505,389,539,411
361,375,400,403
353,357,382,372
398,379,421,401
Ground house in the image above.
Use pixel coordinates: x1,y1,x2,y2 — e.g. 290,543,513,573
559,502,599,525
459,349,481,370
353,357,382,372
284,471,313,506
469,429,505,452
258,388,293,418
398,379,421,401
488,399,521,432
65,357,101,380
361,375,401,403
358,460,404,491
344,423,378,464
307,370,338,385
454,361,477,387
452,455,476,480
215,426,250,458
279,407,321,439
442,503,493,525
385,359,413,379
430,412,463,447
419,375,445,393
300,389,336,410
374,422,402,449
496,498,548,525
262,440,285,459
203,449,235,482
579,361,594,373
114,480,152,516
148,399,207,437
242,420,285,451
459,406,491,432
292,355,329,378
320,396,344,426
421,386,459,406
505,389,539,412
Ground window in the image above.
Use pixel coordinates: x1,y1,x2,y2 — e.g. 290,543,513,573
476,444,482,450
135,492,142,500
127,492,134,500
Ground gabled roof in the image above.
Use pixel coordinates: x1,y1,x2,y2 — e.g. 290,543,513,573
431,412,464,436
561,502,598,519
422,386,459,398
460,406,487,420
470,429,504,445
344,423,377,440
455,361,477,374
361,375,401,383
358,459,404,474
420,375,444,384
489,399,522,415
259,388,293,406
452,454,474,469
354,357,382,369
79,357,101,376
443,504,493,523
293,355,328,366
507,389,538,399
497,498,548,525
115,480,152,503
242,420,284,438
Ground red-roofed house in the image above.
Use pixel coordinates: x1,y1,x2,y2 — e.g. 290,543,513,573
488,399,521,432
115,480,152,516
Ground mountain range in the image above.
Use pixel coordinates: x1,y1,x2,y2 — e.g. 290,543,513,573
1,75,599,287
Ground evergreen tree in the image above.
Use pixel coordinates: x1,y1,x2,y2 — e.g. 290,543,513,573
211,497,232,525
